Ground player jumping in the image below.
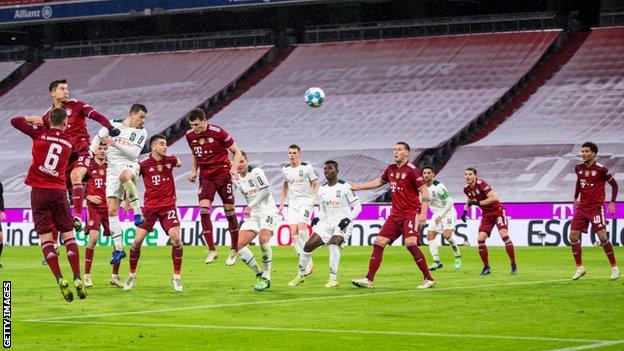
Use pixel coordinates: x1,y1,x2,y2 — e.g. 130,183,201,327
570,142,619,281
90,104,148,265
288,160,362,288
351,142,435,289
186,108,243,265
12,110,87,302
461,167,517,276
279,145,319,276
124,135,184,292
234,151,277,291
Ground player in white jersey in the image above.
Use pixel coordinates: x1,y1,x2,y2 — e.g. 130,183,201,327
90,104,148,265
233,151,277,291
288,160,362,288
278,144,319,276
422,166,461,270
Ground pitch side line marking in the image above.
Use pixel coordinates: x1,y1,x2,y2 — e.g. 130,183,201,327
545,339,624,351
26,277,606,323
27,320,609,344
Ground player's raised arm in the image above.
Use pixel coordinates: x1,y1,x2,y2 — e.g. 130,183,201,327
81,103,120,136
10,116,41,138
350,178,385,191
89,127,108,154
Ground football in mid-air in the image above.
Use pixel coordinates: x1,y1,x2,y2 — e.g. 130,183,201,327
305,87,325,108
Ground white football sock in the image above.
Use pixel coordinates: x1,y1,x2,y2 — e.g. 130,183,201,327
428,235,440,262
260,243,272,281
109,215,123,251
238,246,262,275
298,251,312,276
328,244,341,281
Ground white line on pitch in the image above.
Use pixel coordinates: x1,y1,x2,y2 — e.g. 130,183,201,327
27,320,609,344
26,277,604,323
545,339,624,351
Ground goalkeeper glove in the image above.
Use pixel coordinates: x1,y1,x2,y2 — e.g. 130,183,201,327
338,218,351,231
108,126,121,137
311,217,319,226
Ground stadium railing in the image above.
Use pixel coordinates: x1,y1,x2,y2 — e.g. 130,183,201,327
304,12,560,43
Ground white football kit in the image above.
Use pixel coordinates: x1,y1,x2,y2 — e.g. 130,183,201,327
90,119,147,199
314,180,362,244
282,162,317,224
237,166,278,233
425,180,457,233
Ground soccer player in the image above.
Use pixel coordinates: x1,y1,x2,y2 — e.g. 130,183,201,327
123,135,184,292
461,167,517,276
234,151,277,291
422,166,461,270
569,142,619,281
90,104,148,265
82,142,124,288
0,181,4,268
11,109,87,302
278,145,319,276
42,79,120,231
288,160,362,288
185,108,243,265
351,142,435,289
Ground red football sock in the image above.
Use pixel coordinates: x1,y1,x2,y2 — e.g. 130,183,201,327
601,239,617,267
503,236,517,267
478,240,490,268
407,244,434,281
172,244,183,275
226,213,239,251
72,184,85,217
84,245,94,274
42,240,62,279
112,262,120,275
366,243,385,282
129,244,141,274
200,207,215,250
571,239,583,267
64,237,81,278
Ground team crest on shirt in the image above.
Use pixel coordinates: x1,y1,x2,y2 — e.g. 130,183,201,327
591,170,596,176
208,138,214,143
199,138,205,145
65,108,72,115
157,164,164,172
401,173,406,179
166,163,172,169
88,219,94,226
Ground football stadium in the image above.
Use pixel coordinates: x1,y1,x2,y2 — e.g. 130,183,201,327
0,0,622,350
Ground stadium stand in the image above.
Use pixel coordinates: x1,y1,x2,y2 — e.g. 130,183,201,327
0,61,21,82
437,27,624,203
0,47,272,207
167,31,560,205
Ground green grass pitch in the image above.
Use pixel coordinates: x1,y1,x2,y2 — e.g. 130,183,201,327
4,245,624,350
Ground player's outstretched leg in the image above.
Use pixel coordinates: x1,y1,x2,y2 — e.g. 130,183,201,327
443,232,462,269
109,215,126,265
501,231,517,275
406,241,435,289
200,207,217,263
288,250,311,287
239,246,263,285
427,232,443,271
225,209,239,266
352,242,386,288
599,236,619,280
71,183,85,232
326,243,341,288
172,243,183,292
120,178,144,225
477,238,491,275
124,243,141,291
298,228,314,276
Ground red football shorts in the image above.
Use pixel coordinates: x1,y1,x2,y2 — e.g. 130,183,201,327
137,205,180,234
86,206,110,235
198,174,235,205
478,208,509,235
378,212,420,241
31,188,74,235
571,204,606,233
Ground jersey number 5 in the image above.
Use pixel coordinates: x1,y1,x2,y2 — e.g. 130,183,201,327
44,143,63,170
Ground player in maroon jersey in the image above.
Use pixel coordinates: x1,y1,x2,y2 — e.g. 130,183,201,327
461,168,517,276
351,142,435,289
570,142,619,281
185,108,243,265
81,141,124,288
11,108,87,302
124,135,184,292
41,79,120,232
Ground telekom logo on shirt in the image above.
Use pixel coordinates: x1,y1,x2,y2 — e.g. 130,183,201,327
151,175,161,186
94,179,103,188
